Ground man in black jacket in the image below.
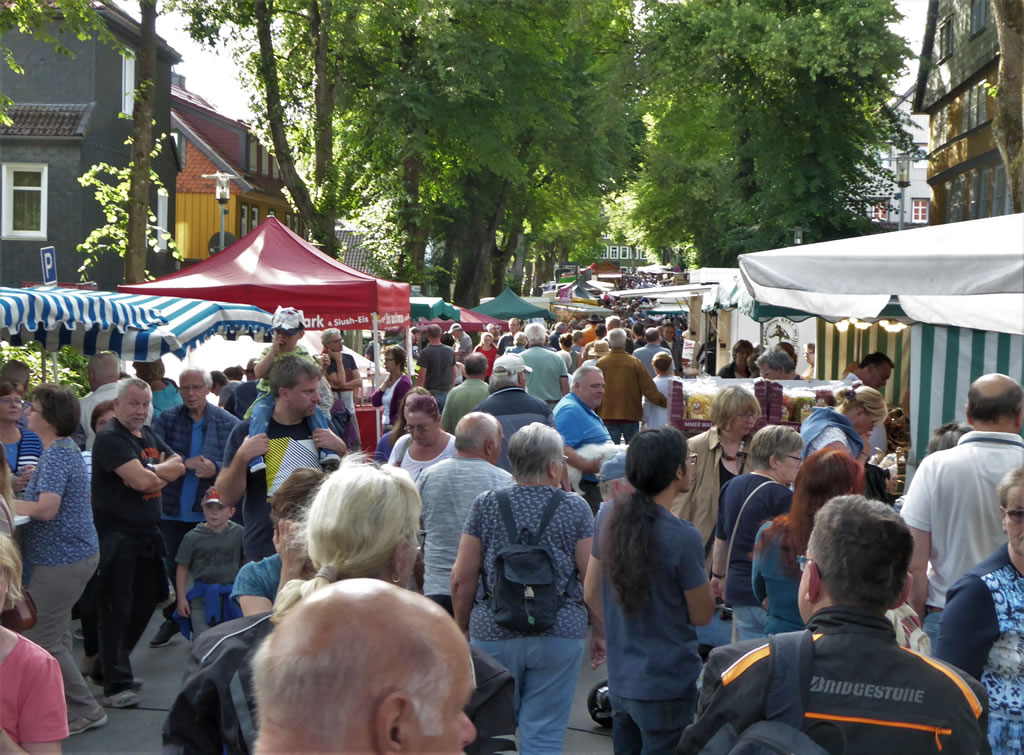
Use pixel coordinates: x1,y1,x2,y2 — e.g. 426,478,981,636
679,495,990,755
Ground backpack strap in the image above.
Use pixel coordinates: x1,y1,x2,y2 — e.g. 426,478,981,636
495,489,520,544
533,490,563,544
763,629,815,728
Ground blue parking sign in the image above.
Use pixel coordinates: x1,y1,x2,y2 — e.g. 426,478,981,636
40,246,57,285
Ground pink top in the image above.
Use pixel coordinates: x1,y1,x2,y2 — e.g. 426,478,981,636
0,634,68,745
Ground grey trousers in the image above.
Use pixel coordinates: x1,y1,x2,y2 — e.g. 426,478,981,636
23,554,103,720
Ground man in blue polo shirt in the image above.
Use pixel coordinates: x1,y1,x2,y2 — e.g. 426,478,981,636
554,364,611,513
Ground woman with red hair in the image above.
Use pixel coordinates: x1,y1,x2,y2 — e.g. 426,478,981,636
751,449,864,633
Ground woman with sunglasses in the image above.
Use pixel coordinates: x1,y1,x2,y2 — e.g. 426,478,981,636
935,466,1024,755
0,381,42,496
710,425,804,641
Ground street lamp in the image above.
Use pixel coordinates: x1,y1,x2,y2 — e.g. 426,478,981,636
895,155,912,231
201,171,237,252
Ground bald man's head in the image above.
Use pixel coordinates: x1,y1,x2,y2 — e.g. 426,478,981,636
966,373,1023,432
454,412,502,464
253,580,475,754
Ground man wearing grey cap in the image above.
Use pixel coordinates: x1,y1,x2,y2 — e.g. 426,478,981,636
598,450,634,511
472,354,555,472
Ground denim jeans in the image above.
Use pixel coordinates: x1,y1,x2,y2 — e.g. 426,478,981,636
923,609,943,647
472,636,584,755
609,691,697,755
732,604,767,641
604,420,639,445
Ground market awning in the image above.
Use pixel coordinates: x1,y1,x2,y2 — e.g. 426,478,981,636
409,297,460,322
738,214,1024,335
4,287,273,361
0,286,167,341
473,288,555,321
417,306,504,333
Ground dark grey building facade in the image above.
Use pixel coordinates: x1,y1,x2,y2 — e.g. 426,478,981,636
0,4,180,289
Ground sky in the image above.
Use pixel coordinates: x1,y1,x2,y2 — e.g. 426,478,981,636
129,0,931,123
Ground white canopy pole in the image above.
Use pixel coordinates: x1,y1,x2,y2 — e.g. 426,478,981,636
372,312,381,445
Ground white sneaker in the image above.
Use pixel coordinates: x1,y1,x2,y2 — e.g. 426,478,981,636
100,689,139,708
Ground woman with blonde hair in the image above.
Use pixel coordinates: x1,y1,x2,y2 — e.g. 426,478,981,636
672,385,761,567
273,457,422,620
0,446,14,538
800,382,887,463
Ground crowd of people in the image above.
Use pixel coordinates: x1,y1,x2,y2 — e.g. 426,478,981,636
0,302,1021,755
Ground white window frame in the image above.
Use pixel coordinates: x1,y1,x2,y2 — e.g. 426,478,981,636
248,139,258,173
240,203,249,236
609,246,619,259
938,18,953,59
122,53,136,116
2,163,48,239
621,246,631,259
871,203,888,221
911,198,929,223
251,204,259,227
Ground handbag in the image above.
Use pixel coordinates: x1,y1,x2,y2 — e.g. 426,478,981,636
724,479,775,643
0,500,38,632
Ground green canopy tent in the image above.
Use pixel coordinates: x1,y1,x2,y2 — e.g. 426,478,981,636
472,288,555,322
409,296,460,322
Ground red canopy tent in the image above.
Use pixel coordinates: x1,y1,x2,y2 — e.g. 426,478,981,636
417,306,506,334
119,217,410,330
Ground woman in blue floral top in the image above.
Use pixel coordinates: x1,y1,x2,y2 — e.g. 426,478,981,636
14,384,105,735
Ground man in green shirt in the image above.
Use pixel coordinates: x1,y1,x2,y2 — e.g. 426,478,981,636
440,354,491,433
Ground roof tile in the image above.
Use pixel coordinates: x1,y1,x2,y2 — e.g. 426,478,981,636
0,103,92,137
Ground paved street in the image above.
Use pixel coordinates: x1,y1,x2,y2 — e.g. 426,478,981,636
65,612,620,754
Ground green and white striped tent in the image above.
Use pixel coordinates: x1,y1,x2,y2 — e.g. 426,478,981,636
909,324,1024,467
814,320,911,406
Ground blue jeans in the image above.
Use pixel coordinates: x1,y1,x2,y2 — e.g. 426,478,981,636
923,609,943,647
732,605,767,641
249,394,329,437
472,636,584,755
604,420,639,444
430,390,449,413
610,691,697,755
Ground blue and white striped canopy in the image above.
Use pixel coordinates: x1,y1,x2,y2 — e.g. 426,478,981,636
2,287,274,361
0,286,167,336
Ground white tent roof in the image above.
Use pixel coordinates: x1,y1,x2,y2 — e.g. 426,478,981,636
738,214,1024,335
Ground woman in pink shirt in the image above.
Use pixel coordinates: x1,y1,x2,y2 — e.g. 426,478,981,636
0,533,68,752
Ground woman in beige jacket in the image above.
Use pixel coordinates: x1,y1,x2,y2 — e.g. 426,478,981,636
672,385,761,568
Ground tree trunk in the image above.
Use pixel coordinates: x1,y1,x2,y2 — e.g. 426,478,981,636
452,176,512,306
489,217,522,296
253,0,337,253
123,0,157,284
399,154,428,275
991,0,1024,213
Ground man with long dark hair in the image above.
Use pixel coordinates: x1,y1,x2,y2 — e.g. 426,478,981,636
584,427,715,754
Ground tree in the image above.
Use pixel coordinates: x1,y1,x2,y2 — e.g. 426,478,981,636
77,137,178,278
123,0,158,283
991,0,1023,213
628,0,913,266
0,0,111,124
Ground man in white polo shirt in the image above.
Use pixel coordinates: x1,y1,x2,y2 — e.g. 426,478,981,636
901,373,1024,644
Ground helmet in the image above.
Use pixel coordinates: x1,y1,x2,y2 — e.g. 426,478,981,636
586,679,613,728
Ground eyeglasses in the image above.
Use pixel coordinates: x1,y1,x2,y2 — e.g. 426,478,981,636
0,398,22,407
417,529,426,551
1002,507,1024,524
797,555,814,573
688,452,698,465
786,455,803,463
407,423,434,434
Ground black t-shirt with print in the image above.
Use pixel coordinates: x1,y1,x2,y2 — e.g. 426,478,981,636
92,418,175,535
223,417,318,560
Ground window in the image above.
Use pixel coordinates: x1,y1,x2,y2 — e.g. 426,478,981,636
961,86,972,133
251,205,259,227
122,54,135,115
267,209,275,218
912,198,929,223
946,174,966,223
978,165,993,218
973,81,988,127
968,168,982,219
992,165,1011,216
261,149,270,176
271,157,279,180
240,203,249,236
872,203,888,221
969,0,987,36
609,246,619,259
248,139,258,173
2,163,48,239
939,18,954,59
156,190,169,250
934,106,948,149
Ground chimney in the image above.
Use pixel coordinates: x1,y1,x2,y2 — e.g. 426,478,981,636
171,71,186,89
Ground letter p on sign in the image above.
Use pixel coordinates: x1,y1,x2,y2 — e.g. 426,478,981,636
40,246,57,285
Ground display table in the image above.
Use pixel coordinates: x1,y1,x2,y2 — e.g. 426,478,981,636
356,406,380,452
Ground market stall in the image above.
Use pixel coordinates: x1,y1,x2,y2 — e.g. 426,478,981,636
417,305,505,333
473,287,555,322
409,296,460,322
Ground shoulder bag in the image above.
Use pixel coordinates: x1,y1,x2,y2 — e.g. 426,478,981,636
724,479,774,642
0,500,37,632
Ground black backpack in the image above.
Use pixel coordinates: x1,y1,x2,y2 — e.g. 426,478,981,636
699,630,832,755
487,489,563,633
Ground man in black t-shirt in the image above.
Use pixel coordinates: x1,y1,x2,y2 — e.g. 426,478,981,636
91,377,185,707
217,357,347,560
415,324,457,412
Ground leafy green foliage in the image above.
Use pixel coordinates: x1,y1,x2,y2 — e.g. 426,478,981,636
0,345,90,396
77,132,180,280
628,0,915,266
